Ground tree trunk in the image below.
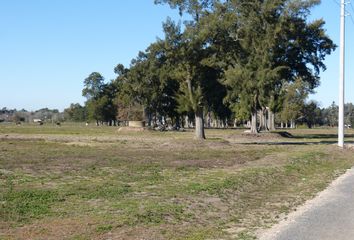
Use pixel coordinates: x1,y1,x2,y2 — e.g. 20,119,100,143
195,108,205,140
153,113,157,127
175,117,180,129
268,110,276,131
185,116,189,128
290,119,296,129
250,111,258,133
258,109,268,132
207,111,211,128
147,112,152,127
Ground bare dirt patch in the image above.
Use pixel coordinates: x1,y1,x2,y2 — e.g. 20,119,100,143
1,217,96,240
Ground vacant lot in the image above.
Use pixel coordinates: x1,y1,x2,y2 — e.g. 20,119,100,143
0,124,353,240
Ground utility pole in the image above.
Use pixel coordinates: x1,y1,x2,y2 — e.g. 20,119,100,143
338,0,345,148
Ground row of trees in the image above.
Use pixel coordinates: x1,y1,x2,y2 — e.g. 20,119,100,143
298,101,354,128
79,0,336,139
2,101,352,130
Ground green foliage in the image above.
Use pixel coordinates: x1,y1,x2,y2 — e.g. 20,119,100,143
280,78,309,122
82,72,104,100
345,103,354,127
324,101,339,127
64,103,87,122
300,100,322,128
154,0,214,19
222,0,335,121
116,42,180,121
82,72,118,123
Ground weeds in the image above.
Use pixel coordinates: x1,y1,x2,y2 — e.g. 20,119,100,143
0,188,61,222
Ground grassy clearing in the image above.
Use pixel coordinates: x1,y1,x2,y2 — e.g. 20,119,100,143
0,124,353,239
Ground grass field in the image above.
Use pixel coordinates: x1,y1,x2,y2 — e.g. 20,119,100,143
0,123,354,240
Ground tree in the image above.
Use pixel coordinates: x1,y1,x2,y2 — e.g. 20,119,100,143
325,101,338,127
82,72,105,100
155,0,225,139
82,72,104,125
221,0,335,133
222,0,288,133
301,100,322,128
82,72,118,125
64,103,87,122
345,103,354,127
279,78,309,128
100,82,119,125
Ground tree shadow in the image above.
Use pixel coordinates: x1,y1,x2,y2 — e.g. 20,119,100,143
241,140,354,146
276,131,354,139
239,131,354,146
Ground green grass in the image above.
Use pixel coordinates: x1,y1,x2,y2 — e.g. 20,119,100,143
0,188,61,223
1,124,354,239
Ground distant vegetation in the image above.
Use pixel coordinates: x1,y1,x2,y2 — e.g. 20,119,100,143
1,101,354,130
0,108,64,124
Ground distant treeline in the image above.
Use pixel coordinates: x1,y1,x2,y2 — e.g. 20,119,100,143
60,101,354,129
1,101,353,129
0,108,64,123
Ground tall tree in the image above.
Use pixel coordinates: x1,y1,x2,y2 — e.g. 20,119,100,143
155,0,224,139
301,100,322,128
280,78,309,128
82,72,118,125
223,0,289,133
325,101,339,127
64,103,87,122
82,72,105,100
221,0,335,133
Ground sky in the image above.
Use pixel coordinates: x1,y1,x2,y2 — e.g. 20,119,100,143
0,0,353,111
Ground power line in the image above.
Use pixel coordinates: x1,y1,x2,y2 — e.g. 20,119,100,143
348,1,354,13
331,0,341,7
345,2,354,25
331,0,354,25
348,13,354,25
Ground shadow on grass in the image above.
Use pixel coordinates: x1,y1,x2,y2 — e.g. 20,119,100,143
276,131,354,140
240,131,354,146
293,134,354,139
241,140,354,146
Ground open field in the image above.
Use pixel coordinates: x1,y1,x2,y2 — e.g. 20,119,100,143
1,123,354,239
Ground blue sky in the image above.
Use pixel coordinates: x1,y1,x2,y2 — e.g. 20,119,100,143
0,0,353,111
